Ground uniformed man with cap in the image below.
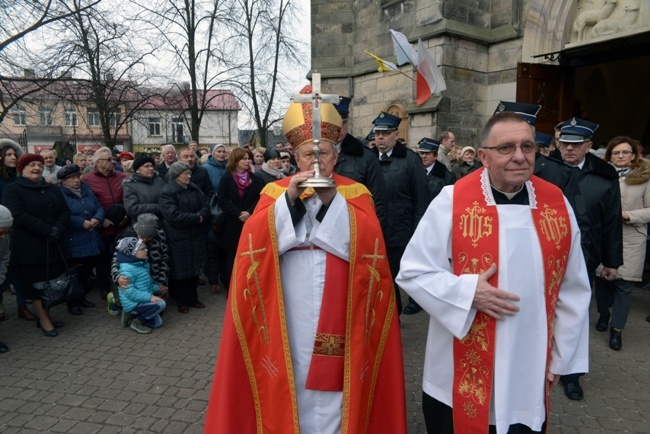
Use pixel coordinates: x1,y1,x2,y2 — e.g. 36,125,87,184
418,138,456,203
556,117,623,401
399,137,457,315
365,130,376,149
333,97,387,230
535,131,554,156
373,111,429,315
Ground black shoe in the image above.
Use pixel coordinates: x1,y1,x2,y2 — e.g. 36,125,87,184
562,380,584,400
403,301,422,315
595,314,610,332
609,328,622,351
35,319,59,337
0,341,8,353
68,306,83,316
646,315,650,322
80,299,96,308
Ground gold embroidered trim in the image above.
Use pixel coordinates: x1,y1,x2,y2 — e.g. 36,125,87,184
268,206,300,433
313,333,345,357
240,234,270,344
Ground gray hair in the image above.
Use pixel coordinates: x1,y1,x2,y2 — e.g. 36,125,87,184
161,144,176,154
92,146,112,164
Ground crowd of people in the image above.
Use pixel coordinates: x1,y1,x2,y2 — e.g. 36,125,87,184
0,92,649,434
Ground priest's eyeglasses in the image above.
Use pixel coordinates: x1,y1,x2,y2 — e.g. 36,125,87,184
481,143,537,155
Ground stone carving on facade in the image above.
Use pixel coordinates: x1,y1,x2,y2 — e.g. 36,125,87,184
571,0,645,43
592,0,640,37
573,0,618,42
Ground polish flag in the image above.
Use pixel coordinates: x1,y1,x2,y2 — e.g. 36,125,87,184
416,38,446,106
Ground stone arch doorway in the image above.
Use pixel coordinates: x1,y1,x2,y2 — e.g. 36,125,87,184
520,0,650,148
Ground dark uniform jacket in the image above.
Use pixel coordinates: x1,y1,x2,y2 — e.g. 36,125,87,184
426,161,456,203
335,134,387,230
574,153,623,275
374,141,429,248
534,154,590,247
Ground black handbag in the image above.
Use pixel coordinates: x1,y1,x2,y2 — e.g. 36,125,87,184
33,241,85,308
210,194,227,227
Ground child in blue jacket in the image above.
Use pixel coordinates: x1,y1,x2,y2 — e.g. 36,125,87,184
116,236,166,334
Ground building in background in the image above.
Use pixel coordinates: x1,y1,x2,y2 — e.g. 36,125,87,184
311,1,650,149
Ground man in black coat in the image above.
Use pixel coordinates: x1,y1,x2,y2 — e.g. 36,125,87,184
333,97,387,230
557,117,623,401
372,111,429,315
178,147,214,199
418,137,456,203
399,137,456,315
156,145,177,177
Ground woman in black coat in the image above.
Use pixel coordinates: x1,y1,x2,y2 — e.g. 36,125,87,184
217,148,264,290
159,162,209,314
2,154,71,337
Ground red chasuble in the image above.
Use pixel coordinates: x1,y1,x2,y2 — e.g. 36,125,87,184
451,168,571,434
204,173,407,434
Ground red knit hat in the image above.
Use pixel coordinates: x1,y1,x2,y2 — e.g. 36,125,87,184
17,153,45,173
118,151,134,160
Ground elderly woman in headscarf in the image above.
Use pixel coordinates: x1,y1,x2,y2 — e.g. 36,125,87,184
3,154,70,337
58,164,104,315
159,162,209,313
205,144,228,193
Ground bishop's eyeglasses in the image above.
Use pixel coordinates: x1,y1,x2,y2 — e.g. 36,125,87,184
481,143,537,155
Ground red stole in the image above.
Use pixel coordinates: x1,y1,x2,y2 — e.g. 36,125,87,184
451,168,571,433
204,173,407,434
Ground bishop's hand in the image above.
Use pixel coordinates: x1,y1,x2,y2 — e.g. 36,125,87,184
471,264,521,320
287,170,315,204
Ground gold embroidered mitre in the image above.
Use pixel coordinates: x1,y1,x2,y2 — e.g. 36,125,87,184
282,85,342,150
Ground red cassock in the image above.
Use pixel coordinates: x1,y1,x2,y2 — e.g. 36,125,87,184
204,173,407,433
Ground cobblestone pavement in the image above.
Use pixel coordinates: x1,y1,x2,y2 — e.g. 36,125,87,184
0,284,648,433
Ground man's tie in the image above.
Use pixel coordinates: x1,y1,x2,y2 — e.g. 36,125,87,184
380,154,388,161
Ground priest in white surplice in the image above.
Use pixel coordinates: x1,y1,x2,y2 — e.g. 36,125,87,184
396,112,591,434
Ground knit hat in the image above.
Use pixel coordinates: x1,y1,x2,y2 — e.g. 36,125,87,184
460,146,476,157
133,213,158,238
105,204,126,224
116,237,145,263
118,151,134,160
132,156,155,172
56,164,81,180
17,153,45,173
263,149,281,162
168,161,190,180
0,205,13,228
210,143,226,154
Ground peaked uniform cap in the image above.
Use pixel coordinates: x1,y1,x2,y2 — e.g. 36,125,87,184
282,85,342,150
534,132,553,147
417,137,440,152
372,111,402,131
493,101,542,126
559,117,599,143
335,96,351,120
